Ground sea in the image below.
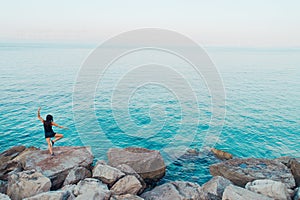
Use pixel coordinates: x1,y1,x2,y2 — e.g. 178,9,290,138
0,42,299,185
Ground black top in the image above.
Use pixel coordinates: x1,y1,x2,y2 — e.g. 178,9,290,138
43,121,54,133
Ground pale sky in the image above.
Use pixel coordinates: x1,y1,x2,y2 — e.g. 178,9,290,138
1,0,300,47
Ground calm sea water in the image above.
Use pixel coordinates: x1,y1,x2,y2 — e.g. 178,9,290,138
0,42,299,185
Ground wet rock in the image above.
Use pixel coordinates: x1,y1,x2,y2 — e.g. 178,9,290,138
63,166,91,186
202,176,232,199
108,148,166,183
110,194,144,200
23,191,70,200
222,184,273,200
210,158,295,188
289,159,300,187
246,179,291,200
211,148,233,160
73,178,110,200
0,193,10,200
141,181,206,200
0,180,8,194
22,146,93,190
7,170,51,200
92,162,125,185
111,175,142,195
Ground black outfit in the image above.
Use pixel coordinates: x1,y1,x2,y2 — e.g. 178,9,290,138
44,121,56,138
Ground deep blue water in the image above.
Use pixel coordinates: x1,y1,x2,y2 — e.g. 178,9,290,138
0,43,299,185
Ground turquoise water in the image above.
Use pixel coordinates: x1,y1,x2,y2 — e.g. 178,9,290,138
1,43,299,185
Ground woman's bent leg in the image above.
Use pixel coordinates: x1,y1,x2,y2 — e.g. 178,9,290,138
53,133,63,143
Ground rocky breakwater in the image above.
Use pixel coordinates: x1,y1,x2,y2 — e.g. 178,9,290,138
1,145,300,200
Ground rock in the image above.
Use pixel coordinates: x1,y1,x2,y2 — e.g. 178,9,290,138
111,175,142,195
202,176,232,199
210,158,295,188
92,162,125,185
289,159,300,187
294,187,300,200
63,167,91,186
222,184,273,200
0,180,8,194
110,194,144,200
108,148,166,183
73,178,110,200
141,181,207,200
186,148,200,156
11,146,40,163
0,146,26,180
7,170,51,200
60,184,76,200
116,164,146,193
22,146,93,190
23,191,70,200
211,148,233,160
274,156,293,166
0,193,11,200
246,179,292,200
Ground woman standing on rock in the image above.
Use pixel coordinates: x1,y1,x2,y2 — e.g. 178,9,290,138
37,107,67,156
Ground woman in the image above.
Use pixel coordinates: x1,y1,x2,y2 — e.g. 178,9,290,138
37,107,67,156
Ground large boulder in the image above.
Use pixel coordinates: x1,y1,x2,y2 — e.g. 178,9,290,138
7,170,51,200
110,175,143,195
245,179,291,200
21,146,93,190
222,184,273,200
202,176,232,199
108,148,166,183
63,166,91,186
92,162,125,186
73,178,110,200
0,146,26,180
289,159,300,187
141,181,207,200
23,191,70,200
210,158,295,188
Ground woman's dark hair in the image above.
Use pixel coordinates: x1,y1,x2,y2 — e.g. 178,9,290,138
46,114,53,122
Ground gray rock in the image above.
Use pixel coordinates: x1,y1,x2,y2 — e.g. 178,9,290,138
294,187,300,200
22,146,93,190
141,181,206,200
63,167,91,186
0,180,8,194
110,194,144,200
108,148,166,183
202,176,231,199
7,170,51,200
23,191,70,200
111,175,142,195
246,179,291,200
60,184,76,200
73,178,110,200
210,158,295,188
222,184,274,200
116,164,146,193
0,193,11,200
289,159,300,187
92,162,125,185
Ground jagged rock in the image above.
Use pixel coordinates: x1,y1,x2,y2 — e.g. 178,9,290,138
22,146,93,190
246,179,291,200
141,181,207,200
222,184,273,200
0,146,26,180
7,170,51,200
63,167,91,186
23,191,70,200
110,194,144,200
73,178,110,200
111,175,142,195
210,158,295,188
274,156,293,166
108,148,166,183
116,164,146,193
289,159,300,187
294,187,300,200
211,148,233,160
60,184,76,200
0,180,8,194
92,162,125,185
202,176,232,199
0,193,11,200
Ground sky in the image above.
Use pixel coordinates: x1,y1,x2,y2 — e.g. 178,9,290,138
1,0,300,47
